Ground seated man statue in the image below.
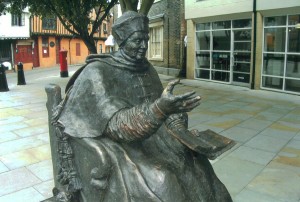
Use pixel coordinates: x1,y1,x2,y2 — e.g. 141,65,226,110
49,11,234,202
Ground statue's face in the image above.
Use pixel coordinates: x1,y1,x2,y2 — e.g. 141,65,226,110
122,31,149,61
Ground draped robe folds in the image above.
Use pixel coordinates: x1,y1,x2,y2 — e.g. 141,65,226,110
58,53,232,202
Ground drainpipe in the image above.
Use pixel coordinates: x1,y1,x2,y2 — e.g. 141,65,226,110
167,0,170,72
251,0,257,89
11,43,15,72
68,37,73,65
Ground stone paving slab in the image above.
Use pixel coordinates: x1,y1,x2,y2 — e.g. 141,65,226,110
213,156,265,196
34,180,55,199
0,187,45,202
246,161,300,201
0,167,42,196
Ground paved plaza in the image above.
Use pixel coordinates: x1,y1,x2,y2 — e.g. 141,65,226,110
0,65,300,202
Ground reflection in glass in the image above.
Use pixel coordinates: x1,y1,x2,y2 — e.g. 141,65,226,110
234,52,251,62
196,52,210,69
264,16,286,26
212,21,231,29
263,54,284,76
234,42,251,51
288,15,300,25
196,23,210,31
195,69,210,79
288,27,300,52
264,28,286,52
212,30,231,50
233,63,250,73
262,76,283,90
285,79,300,93
212,52,230,71
211,71,230,82
286,55,300,78
233,19,252,28
196,32,210,50
234,30,251,41
233,73,250,83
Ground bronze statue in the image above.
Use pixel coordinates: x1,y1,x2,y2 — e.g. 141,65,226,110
46,11,235,202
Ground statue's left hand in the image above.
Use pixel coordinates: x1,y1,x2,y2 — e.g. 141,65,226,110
156,79,201,115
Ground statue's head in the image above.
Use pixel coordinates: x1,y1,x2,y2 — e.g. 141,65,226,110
112,11,149,62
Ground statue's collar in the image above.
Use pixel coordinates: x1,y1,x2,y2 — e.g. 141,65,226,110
86,53,150,72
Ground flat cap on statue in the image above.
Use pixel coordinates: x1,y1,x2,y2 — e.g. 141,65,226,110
112,11,149,46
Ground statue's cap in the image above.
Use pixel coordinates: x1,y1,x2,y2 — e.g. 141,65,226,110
112,11,149,46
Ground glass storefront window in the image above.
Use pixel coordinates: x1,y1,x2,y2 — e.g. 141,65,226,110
233,19,252,28
234,29,252,52
286,55,300,78
285,79,300,93
262,14,300,94
196,52,210,69
263,54,285,76
288,27,300,52
233,73,250,83
264,28,286,52
196,32,210,50
195,69,210,79
196,23,210,31
288,15,300,25
212,21,231,29
211,71,230,82
234,42,251,51
234,30,251,41
234,52,251,62
212,30,231,50
212,52,230,71
195,18,251,85
233,62,250,73
262,76,283,90
264,16,286,26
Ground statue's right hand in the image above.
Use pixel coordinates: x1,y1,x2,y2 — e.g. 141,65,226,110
156,79,201,115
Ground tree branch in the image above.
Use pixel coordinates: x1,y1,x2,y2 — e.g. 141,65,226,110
139,0,155,15
90,0,117,37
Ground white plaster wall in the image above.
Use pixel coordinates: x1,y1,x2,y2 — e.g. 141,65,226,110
0,10,30,39
257,0,300,11
257,0,300,16
185,0,300,21
185,0,253,21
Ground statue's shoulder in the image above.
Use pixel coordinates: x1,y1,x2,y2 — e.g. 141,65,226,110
86,53,116,66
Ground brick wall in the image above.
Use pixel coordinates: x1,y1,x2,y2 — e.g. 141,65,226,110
148,0,186,72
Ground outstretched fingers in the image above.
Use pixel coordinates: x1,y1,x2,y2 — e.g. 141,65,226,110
175,91,196,101
179,100,201,112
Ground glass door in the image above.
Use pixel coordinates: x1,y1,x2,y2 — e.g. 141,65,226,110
195,19,252,86
232,20,252,86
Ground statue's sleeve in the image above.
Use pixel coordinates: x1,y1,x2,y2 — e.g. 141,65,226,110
104,102,168,142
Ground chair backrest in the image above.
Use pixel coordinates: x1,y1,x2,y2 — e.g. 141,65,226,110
45,84,62,188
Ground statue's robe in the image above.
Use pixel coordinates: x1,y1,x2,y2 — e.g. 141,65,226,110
58,53,232,202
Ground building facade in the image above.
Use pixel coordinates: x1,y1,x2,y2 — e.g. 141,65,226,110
0,6,112,71
148,0,186,76
0,6,31,70
30,15,110,71
185,0,300,95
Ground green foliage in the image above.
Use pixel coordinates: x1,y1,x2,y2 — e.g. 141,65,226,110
1,0,118,53
0,0,155,53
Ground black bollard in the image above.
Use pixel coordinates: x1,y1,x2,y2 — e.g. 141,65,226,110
0,63,9,92
17,62,26,85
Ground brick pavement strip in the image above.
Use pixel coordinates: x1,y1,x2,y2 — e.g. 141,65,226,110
0,66,300,201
